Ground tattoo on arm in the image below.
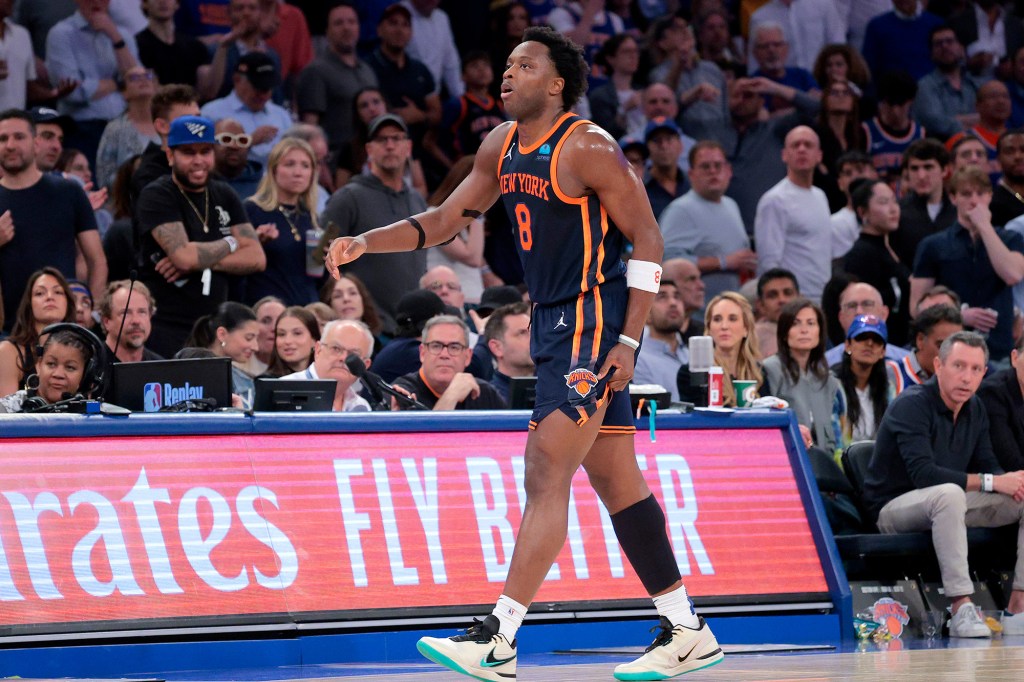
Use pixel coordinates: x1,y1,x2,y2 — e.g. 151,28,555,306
232,222,258,240
152,222,189,255
462,209,482,219
195,240,231,269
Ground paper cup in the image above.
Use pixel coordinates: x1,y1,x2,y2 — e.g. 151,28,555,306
734,380,757,407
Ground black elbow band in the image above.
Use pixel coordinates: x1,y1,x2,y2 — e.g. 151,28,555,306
408,216,426,250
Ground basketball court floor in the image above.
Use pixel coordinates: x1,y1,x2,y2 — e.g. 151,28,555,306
58,637,1017,682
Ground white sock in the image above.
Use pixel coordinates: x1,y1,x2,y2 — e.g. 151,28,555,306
653,584,700,629
491,594,528,641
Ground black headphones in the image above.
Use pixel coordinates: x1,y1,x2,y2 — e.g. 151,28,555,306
36,323,108,398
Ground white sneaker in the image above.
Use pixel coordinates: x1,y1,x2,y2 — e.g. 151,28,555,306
416,615,517,681
1003,610,1024,636
613,616,724,680
948,603,991,638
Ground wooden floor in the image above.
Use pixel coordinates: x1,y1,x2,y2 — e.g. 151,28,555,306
307,642,1024,681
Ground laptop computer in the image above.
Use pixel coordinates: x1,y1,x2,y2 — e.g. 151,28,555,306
253,378,336,412
508,376,537,410
110,357,233,412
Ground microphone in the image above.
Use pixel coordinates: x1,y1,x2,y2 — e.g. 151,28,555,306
112,269,138,359
344,353,429,410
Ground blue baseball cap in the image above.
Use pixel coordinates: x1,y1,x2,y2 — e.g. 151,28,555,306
167,115,217,148
644,116,682,144
847,314,888,342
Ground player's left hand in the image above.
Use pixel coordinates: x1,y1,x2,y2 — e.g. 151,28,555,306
598,343,635,393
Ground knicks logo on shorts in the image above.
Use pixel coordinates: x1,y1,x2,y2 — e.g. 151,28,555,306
565,368,599,398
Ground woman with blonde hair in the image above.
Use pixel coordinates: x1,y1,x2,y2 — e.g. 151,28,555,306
243,137,321,306
676,291,762,407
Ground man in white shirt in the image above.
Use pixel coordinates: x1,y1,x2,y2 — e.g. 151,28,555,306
400,0,462,98
754,125,832,302
748,0,845,73
282,318,373,412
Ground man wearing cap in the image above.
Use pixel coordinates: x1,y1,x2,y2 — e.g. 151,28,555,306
135,115,265,356
659,139,754,300
45,0,140,168
364,4,441,140
28,106,72,173
320,113,428,328
0,109,106,333
295,2,378,153
370,288,446,384
643,116,689,221
200,51,292,165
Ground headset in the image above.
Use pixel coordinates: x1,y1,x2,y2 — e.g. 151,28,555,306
36,323,108,398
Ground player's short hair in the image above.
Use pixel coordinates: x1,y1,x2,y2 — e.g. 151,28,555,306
522,26,589,111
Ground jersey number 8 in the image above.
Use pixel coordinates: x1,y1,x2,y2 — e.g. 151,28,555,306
515,203,532,251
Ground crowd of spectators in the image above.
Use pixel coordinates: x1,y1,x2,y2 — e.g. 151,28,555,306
3,0,1024,422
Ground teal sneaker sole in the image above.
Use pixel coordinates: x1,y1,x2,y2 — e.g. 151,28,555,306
613,650,724,680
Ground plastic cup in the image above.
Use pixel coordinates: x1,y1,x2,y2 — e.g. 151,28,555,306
734,380,757,407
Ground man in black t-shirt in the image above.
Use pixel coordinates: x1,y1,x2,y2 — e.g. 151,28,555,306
393,314,505,411
135,115,265,357
0,109,105,333
130,84,201,207
135,0,210,90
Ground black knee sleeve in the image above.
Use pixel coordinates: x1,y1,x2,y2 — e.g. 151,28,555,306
609,494,681,595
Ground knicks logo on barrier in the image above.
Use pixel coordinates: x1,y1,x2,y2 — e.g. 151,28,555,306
871,597,910,638
565,368,598,397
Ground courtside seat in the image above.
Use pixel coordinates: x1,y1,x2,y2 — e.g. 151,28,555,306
833,441,1016,576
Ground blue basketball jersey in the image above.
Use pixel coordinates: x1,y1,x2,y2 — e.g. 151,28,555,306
496,113,627,306
862,117,926,182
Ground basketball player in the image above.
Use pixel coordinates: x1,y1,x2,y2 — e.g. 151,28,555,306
326,27,723,681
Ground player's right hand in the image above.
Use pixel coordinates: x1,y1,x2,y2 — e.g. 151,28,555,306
326,236,367,280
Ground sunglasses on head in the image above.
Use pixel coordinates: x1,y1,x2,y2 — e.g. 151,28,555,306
215,132,252,148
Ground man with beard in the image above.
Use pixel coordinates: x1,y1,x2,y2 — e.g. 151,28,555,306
97,279,163,399
990,129,1024,227
135,115,265,357
484,302,534,404
914,26,982,140
0,109,106,333
28,106,70,173
213,118,262,200
634,278,692,401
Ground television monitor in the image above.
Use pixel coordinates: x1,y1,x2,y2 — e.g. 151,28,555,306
110,357,232,412
508,376,537,410
253,378,336,412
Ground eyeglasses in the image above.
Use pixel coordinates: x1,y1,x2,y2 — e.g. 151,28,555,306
425,281,462,293
371,133,409,145
215,132,252,148
127,70,155,83
423,341,467,355
841,299,879,313
322,343,363,360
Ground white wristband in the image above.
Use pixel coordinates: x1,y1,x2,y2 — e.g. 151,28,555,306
626,259,662,293
223,235,238,253
618,334,640,350
982,473,994,492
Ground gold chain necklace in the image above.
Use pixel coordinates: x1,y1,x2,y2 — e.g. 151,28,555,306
1001,179,1024,206
278,204,303,242
175,180,210,233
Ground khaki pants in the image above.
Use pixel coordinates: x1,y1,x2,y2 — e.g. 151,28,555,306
877,483,1024,597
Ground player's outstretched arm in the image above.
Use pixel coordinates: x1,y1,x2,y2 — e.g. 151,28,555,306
325,123,512,280
563,124,665,391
